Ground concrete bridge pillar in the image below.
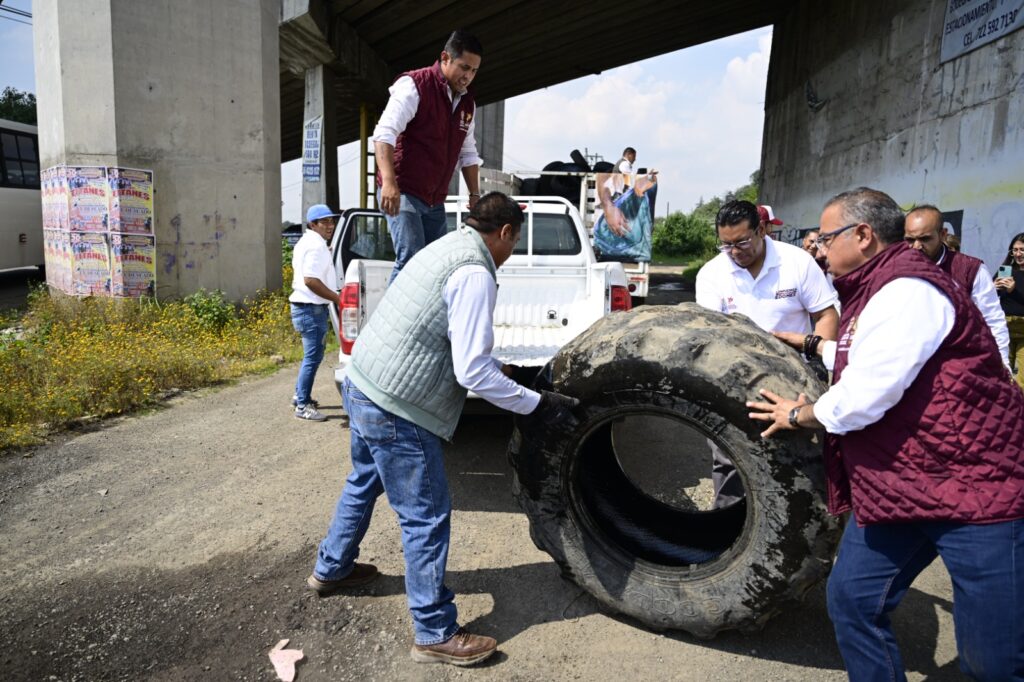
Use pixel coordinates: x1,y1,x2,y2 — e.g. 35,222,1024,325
32,0,283,300
300,64,339,216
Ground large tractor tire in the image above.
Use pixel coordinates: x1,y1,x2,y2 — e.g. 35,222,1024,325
509,304,841,637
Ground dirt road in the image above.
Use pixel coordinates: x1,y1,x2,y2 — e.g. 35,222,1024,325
0,360,964,681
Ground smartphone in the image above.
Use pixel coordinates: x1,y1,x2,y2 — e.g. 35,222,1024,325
997,265,1013,279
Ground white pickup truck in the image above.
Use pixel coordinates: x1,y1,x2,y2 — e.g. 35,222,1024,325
326,196,632,398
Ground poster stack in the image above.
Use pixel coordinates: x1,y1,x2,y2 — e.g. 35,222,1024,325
39,165,156,298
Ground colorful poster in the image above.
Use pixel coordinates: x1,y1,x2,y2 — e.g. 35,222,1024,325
67,166,109,232
110,233,156,297
108,167,154,234
43,228,59,291
56,165,69,231
44,229,72,292
70,231,111,296
41,167,54,231
57,229,72,294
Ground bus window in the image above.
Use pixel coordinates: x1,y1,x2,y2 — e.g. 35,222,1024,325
1,130,40,189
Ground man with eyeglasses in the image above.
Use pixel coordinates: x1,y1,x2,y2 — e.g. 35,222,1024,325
904,204,1010,367
695,199,838,508
749,187,1024,680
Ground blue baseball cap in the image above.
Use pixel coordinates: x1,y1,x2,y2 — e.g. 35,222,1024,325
306,204,341,224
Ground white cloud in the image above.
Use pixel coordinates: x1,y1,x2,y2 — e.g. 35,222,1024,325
282,29,774,221
505,30,772,214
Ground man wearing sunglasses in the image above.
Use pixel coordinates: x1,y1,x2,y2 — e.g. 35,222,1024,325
695,199,838,508
749,187,1024,680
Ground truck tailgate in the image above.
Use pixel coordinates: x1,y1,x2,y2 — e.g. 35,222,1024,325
491,266,601,366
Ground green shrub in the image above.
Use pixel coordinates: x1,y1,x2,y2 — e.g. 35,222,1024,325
652,212,717,258
0,287,301,451
183,288,237,331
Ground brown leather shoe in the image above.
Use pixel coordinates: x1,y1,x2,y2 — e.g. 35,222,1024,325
410,628,497,666
305,563,379,596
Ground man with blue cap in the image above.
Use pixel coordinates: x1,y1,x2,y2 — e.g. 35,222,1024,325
289,203,341,421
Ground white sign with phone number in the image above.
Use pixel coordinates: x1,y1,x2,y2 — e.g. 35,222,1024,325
941,0,1024,63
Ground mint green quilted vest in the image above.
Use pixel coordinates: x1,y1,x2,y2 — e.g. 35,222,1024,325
348,225,496,440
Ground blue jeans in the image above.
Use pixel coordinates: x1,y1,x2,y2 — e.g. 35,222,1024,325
290,303,328,406
380,190,447,284
313,377,458,645
827,515,1024,681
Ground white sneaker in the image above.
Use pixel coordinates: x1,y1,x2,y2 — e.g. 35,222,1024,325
295,404,327,422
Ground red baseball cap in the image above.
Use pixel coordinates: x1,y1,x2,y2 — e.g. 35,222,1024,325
758,205,783,226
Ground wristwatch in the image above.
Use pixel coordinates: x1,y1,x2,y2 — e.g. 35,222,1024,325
788,406,802,428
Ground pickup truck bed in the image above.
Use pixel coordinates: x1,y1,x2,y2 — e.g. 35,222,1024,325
327,196,631,399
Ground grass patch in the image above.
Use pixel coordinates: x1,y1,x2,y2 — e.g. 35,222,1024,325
0,285,306,450
650,252,694,266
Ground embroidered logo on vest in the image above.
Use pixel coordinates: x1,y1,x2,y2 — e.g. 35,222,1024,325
838,316,858,353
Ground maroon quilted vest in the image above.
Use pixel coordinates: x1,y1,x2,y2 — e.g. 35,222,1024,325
937,247,982,293
377,63,475,207
825,242,1024,525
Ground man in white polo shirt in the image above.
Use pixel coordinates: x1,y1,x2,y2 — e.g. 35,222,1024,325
289,204,341,421
696,199,838,507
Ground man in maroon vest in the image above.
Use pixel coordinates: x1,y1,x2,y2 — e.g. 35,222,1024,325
373,30,484,283
749,187,1024,680
905,204,1010,366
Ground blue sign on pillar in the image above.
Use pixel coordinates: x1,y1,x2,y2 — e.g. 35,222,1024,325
302,116,323,182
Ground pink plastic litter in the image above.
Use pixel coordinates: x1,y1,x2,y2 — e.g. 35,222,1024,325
268,638,303,682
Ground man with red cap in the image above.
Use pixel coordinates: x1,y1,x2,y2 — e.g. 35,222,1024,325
758,204,784,239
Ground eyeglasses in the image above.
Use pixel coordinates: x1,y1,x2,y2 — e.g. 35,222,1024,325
814,223,858,250
716,234,757,252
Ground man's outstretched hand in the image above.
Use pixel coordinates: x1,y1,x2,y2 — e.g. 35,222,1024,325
747,389,807,438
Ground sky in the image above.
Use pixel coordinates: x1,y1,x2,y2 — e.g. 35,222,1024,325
1,4,771,224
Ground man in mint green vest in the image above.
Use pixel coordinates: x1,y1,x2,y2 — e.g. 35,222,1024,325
306,193,579,667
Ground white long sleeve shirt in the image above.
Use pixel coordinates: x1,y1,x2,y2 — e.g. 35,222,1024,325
815,278,955,435
935,248,1010,367
442,264,541,414
372,75,483,170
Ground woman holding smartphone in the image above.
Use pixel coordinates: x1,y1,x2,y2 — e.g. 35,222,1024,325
996,232,1024,389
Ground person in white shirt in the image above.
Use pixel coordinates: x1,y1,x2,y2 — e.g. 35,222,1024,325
288,204,340,421
373,30,484,283
696,200,838,507
616,147,637,175
903,204,1011,367
749,187,1024,681
307,193,579,666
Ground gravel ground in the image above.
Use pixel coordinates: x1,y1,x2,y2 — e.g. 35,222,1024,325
0,275,965,680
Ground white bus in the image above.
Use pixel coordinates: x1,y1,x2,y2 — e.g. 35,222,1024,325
0,119,43,270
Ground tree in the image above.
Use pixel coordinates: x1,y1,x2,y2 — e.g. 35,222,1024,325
652,169,763,259
652,211,717,257
732,169,761,204
0,87,37,125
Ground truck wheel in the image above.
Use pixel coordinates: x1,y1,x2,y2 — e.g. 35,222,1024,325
508,304,840,637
